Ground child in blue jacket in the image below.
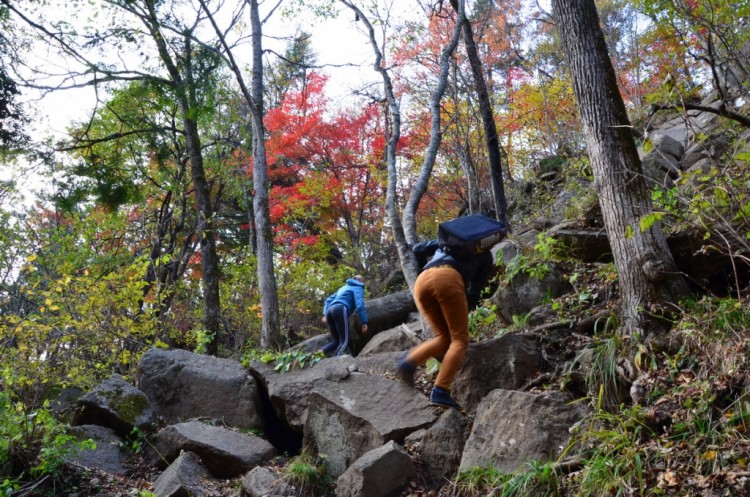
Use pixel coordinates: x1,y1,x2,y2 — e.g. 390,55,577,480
321,275,369,356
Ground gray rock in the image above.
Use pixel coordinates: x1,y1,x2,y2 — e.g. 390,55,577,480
452,333,541,413
249,355,357,434
335,441,416,497
681,141,710,169
491,265,573,324
325,359,356,381
151,421,276,478
417,409,469,486
73,373,156,436
641,148,680,188
494,239,520,267
66,425,129,475
460,390,589,473
50,386,85,424
241,466,296,497
355,351,404,377
650,132,685,159
303,374,435,477
137,348,263,430
358,324,421,356
547,225,612,263
291,334,331,354
153,451,209,497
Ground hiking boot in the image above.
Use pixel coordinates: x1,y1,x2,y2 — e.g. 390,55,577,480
430,386,462,410
396,352,415,387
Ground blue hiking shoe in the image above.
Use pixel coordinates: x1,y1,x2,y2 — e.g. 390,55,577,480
430,386,462,410
396,352,416,387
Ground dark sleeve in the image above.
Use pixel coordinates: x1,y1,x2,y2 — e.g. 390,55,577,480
465,251,494,310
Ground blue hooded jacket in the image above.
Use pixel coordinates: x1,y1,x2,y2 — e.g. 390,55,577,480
323,278,368,324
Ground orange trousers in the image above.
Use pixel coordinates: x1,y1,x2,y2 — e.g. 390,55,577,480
406,266,468,390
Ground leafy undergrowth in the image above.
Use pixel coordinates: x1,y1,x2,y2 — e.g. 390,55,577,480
429,262,750,497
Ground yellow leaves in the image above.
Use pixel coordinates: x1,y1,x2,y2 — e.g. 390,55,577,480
247,303,262,318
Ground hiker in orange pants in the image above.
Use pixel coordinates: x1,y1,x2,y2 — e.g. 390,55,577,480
398,247,494,410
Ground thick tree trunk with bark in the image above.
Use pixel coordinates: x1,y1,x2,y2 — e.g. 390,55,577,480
183,117,223,354
551,0,689,338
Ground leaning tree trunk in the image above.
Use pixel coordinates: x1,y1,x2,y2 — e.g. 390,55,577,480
343,0,465,289
551,0,689,339
341,0,421,288
402,0,464,249
453,0,509,227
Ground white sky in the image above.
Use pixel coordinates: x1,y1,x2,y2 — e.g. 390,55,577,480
3,0,415,206
22,1,417,141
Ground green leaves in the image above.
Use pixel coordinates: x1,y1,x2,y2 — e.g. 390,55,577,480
260,349,324,373
638,211,665,233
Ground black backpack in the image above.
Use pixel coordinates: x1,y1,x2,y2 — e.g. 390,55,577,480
412,214,507,269
438,214,507,259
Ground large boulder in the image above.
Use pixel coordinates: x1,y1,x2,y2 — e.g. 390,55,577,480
416,409,469,486
303,373,436,477
66,425,130,475
354,351,403,377
452,333,541,413
460,390,589,473
249,355,359,434
136,348,263,430
491,265,573,323
335,441,416,497
547,224,613,263
357,323,421,356
151,421,276,479
73,373,156,436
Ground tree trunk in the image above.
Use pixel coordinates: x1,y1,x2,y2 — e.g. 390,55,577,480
453,0,509,226
340,0,419,287
200,0,282,349
342,0,463,289
248,0,282,349
551,0,689,339
184,115,223,355
402,0,464,248
144,5,223,354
